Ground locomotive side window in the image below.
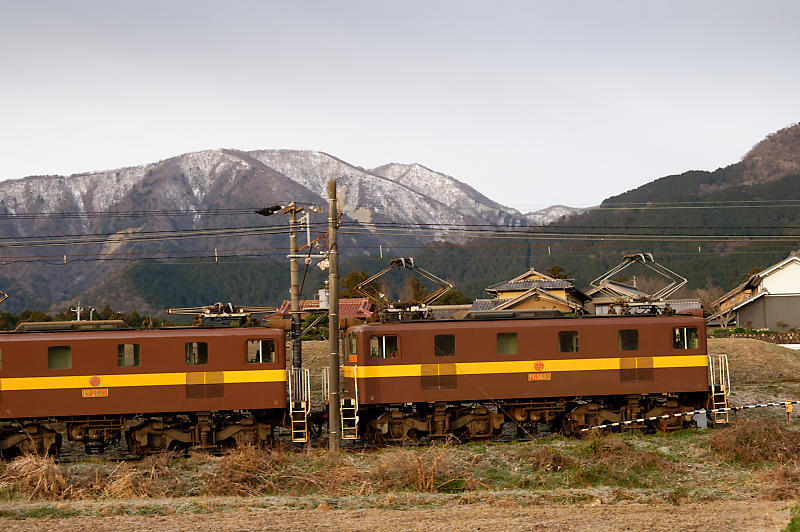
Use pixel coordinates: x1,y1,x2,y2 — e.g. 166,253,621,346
434,334,456,357
497,332,518,355
117,344,141,367
246,339,275,363
48,346,72,369
673,327,699,349
558,331,579,353
370,335,398,359
619,329,639,350
185,342,208,365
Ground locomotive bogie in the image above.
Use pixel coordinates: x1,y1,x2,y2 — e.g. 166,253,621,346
0,422,61,458
124,412,278,455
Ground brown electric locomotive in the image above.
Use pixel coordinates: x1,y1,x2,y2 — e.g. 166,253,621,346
341,310,710,441
0,321,287,456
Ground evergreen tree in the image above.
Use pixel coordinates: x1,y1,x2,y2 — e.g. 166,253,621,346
545,265,570,279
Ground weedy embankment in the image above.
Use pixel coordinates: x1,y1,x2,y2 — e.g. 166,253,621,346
0,423,798,505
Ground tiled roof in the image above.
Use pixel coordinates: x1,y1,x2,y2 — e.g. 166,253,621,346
486,279,573,292
427,304,472,320
666,299,702,310
269,298,373,319
469,299,508,311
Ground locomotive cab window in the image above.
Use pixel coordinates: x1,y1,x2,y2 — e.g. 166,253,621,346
497,332,518,355
117,344,141,367
185,342,208,365
246,339,275,363
619,329,639,351
559,331,579,353
48,346,71,369
348,334,357,355
370,335,398,359
673,327,699,350
434,334,456,357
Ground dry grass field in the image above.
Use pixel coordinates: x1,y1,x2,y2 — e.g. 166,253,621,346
1,339,799,531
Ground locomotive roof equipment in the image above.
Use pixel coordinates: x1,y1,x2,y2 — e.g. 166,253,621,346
590,252,688,305
355,257,453,321
168,302,277,326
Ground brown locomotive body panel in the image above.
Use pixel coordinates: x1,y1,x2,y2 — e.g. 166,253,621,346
0,327,287,420
343,314,709,405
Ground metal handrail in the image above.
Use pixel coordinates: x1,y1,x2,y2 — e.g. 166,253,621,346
321,367,330,404
288,367,311,413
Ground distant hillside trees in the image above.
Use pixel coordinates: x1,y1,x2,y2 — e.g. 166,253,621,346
0,307,170,331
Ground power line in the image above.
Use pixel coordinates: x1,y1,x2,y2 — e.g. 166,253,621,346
339,221,800,231
0,207,282,219
337,227,800,243
13,220,800,243
0,226,302,249
7,218,800,245
2,195,800,222
1,239,795,267
0,223,295,241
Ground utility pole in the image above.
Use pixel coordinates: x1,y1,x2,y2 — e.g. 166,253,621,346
287,202,302,370
256,203,305,370
71,301,84,321
327,181,341,451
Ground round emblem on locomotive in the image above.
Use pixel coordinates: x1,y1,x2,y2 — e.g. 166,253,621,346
89,376,101,387
534,361,544,372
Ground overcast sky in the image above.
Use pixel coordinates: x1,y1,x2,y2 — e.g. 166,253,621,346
1,1,798,210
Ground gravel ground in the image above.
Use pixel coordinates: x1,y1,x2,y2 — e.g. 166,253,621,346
0,499,791,531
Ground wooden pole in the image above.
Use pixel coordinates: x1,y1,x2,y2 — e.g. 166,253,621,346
289,204,302,369
327,181,340,450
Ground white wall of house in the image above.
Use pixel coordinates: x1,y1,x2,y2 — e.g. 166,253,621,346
760,259,800,295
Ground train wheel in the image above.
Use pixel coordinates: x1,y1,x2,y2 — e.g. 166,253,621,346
402,428,421,445
1,424,62,457
367,411,425,444
126,420,192,456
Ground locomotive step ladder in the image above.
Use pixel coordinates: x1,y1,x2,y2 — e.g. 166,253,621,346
340,363,359,439
290,401,309,443
288,368,311,443
341,398,358,439
708,354,731,424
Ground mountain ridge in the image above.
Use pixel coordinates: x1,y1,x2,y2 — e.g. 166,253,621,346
0,149,577,312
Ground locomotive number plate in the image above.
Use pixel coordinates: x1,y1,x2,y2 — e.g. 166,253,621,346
81,388,109,398
528,373,552,381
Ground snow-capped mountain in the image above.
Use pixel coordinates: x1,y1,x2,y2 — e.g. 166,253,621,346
0,149,579,311
524,205,586,225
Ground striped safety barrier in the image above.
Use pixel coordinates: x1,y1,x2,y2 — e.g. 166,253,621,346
580,400,800,432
